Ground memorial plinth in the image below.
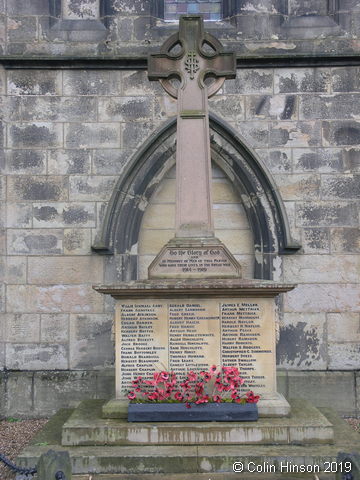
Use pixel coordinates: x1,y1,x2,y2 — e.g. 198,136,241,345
94,278,295,417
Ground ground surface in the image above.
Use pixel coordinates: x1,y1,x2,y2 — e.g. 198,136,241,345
0,417,359,479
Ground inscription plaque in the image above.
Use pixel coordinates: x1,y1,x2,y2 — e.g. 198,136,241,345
115,297,275,397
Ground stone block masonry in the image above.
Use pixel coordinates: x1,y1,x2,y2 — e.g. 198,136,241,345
0,0,359,414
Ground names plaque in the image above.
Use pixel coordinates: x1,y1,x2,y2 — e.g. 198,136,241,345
115,297,275,397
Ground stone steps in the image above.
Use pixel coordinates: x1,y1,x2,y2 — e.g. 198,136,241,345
61,398,334,446
16,403,359,476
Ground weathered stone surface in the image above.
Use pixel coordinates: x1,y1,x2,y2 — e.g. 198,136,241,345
284,284,360,313
63,70,120,96
302,228,330,254
33,202,95,228
327,313,360,343
323,120,360,146
6,343,68,370
300,94,360,120
65,123,120,148
7,284,104,313
269,121,321,147
63,0,99,19
277,313,327,369
28,256,103,284
37,450,72,480
7,70,62,96
64,228,92,255
99,96,153,122
273,173,320,200
7,229,63,255
7,16,37,42
288,0,328,16
33,371,98,416
293,148,344,173
69,313,113,368
48,149,91,175
246,95,297,120
122,70,162,96
5,372,33,416
330,227,360,253
236,121,269,148
8,176,68,201
283,255,359,283
287,371,356,413
122,121,156,149
332,67,360,92
40,314,69,343
6,203,32,228
4,149,46,174
19,96,97,122
274,68,331,93
328,343,360,370
0,256,27,283
5,313,40,342
7,0,48,15
224,69,273,94
8,123,63,148
69,176,117,201
209,95,245,122
296,202,358,226
92,149,130,175
321,174,360,199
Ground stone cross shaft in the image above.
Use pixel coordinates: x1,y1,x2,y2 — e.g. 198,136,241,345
148,16,236,238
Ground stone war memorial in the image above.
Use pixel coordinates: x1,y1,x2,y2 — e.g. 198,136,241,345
0,0,359,477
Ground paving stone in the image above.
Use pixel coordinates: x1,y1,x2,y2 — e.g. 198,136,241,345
69,313,114,369
28,256,104,284
6,343,68,370
274,68,331,94
33,202,95,228
7,70,62,96
8,176,68,202
6,284,104,313
48,149,91,175
330,227,360,253
8,123,63,148
7,229,63,255
40,314,69,343
7,16,37,42
65,123,120,148
63,71,120,96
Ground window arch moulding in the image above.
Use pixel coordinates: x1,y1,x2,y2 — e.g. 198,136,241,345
92,114,301,281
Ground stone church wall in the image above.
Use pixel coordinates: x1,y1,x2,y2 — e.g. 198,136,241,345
0,0,359,416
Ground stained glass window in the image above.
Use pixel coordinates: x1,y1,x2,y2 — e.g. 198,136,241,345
164,0,222,21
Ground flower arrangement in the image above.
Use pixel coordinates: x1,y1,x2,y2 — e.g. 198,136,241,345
127,365,260,408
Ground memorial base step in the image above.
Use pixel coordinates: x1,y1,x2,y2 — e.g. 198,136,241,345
61,398,332,446
70,474,336,480
102,392,291,419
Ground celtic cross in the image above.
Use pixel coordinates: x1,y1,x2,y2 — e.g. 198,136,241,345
148,16,236,238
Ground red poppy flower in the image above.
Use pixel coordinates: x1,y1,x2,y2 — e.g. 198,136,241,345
127,391,137,400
